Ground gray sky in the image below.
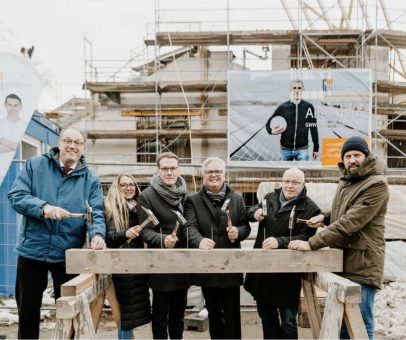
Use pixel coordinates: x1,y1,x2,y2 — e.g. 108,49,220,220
1,0,155,110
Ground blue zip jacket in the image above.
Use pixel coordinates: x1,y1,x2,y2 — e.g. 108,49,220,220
8,147,106,263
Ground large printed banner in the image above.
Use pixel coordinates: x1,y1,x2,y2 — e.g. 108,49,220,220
228,69,371,167
0,53,44,186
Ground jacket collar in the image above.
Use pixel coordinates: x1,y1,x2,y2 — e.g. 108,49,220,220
46,147,87,175
199,184,233,220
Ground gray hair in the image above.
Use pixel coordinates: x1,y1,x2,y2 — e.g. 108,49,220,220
59,128,87,144
201,157,226,174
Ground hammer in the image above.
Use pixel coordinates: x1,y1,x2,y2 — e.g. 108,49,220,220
126,206,159,244
171,210,186,239
262,198,268,216
139,206,159,229
221,198,235,243
288,205,296,242
66,200,93,224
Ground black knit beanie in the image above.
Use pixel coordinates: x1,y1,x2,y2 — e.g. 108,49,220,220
341,136,370,159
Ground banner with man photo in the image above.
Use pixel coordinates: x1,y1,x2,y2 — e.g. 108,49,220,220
0,53,44,186
228,69,371,167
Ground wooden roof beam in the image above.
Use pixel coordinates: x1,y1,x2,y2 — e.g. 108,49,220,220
86,129,227,139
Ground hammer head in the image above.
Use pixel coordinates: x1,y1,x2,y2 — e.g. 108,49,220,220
171,210,186,225
288,205,296,230
221,198,231,213
85,200,93,225
141,206,159,225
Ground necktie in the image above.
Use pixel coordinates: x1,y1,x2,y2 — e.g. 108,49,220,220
62,167,70,177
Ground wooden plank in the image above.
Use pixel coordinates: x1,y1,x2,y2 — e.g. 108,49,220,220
302,275,322,338
73,293,96,339
56,275,112,318
61,274,95,297
121,109,203,117
52,318,73,339
90,292,105,331
314,272,361,304
86,129,226,139
56,297,81,319
66,249,343,274
319,285,344,339
343,303,368,339
106,282,122,327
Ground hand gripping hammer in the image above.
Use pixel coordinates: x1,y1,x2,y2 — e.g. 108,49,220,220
171,210,187,240
221,198,235,243
139,206,159,229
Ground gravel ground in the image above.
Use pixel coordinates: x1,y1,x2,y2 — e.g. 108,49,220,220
2,281,405,339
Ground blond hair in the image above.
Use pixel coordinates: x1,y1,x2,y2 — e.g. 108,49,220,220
104,174,139,231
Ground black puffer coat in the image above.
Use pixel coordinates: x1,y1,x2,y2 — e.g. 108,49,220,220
184,185,251,288
244,187,320,306
105,208,151,330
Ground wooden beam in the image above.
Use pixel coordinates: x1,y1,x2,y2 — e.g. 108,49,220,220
303,274,322,338
85,81,227,94
314,272,361,304
61,274,95,297
121,109,203,117
86,129,227,139
319,284,344,339
343,303,369,339
65,249,343,274
374,129,406,140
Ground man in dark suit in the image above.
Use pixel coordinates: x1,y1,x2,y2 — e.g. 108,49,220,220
139,152,189,339
184,157,251,339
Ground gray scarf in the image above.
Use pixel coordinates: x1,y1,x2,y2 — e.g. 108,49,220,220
204,183,227,204
150,173,187,207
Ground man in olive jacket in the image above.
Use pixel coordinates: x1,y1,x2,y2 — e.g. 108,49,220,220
289,136,389,339
184,157,251,339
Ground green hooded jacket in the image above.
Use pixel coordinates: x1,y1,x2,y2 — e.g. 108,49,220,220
309,153,389,289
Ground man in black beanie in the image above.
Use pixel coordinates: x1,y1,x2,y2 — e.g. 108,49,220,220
288,136,389,339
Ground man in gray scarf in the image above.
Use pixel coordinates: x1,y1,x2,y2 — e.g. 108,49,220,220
139,152,189,339
184,157,251,339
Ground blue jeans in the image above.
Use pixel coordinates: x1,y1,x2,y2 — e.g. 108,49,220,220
280,147,309,161
341,284,376,339
256,300,298,339
118,324,133,339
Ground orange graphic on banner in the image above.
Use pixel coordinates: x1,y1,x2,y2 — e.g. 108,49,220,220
322,137,371,167
322,138,346,167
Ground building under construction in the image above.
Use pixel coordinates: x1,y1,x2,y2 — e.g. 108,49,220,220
47,0,406,238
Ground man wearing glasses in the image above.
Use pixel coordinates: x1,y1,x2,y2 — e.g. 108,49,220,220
8,127,106,339
266,80,319,161
244,168,320,339
184,157,251,339
139,152,189,339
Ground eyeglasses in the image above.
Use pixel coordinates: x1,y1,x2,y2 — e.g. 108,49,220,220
61,138,84,146
204,170,223,176
159,167,179,173
292,86,303,90
119,183,136,189
282,180,303,186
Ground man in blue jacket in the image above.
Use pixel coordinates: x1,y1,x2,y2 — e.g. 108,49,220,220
8,127,106,339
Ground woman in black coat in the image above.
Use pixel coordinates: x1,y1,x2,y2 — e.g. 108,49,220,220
105,174,151,340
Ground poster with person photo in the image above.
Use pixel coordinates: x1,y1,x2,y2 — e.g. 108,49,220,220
228,69,371,168
0,53,44,186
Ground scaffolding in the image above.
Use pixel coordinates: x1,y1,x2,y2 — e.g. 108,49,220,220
47,0,406,183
